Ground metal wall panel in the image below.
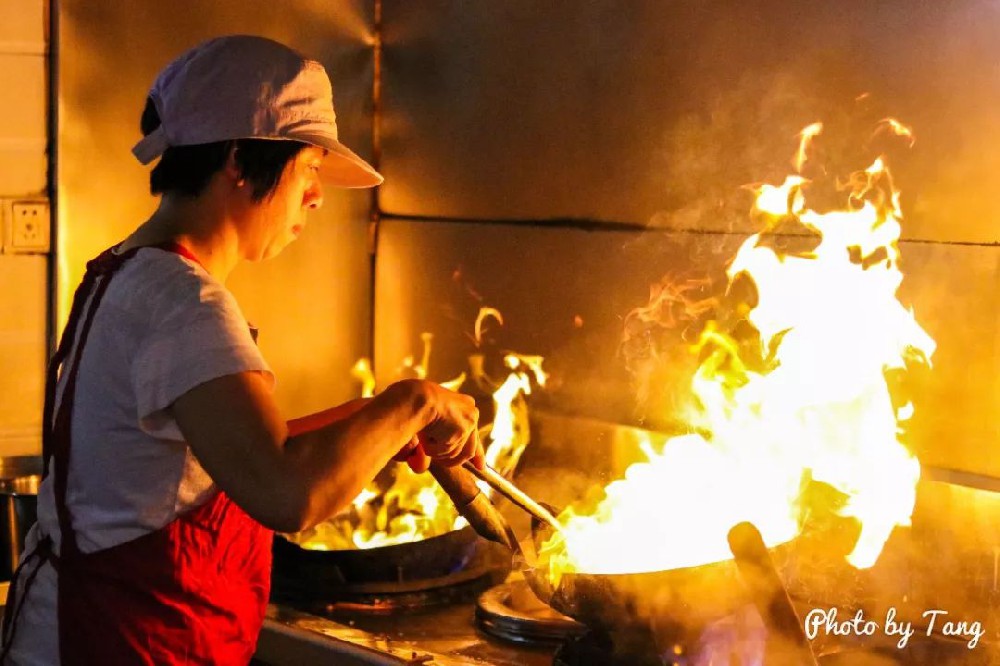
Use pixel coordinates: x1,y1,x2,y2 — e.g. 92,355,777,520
379,0,1000,244
374,220,745,426
0,256,47,455
897,242,1000,477
0,0,47,196
0,0,47,457
59,0,377,414
374,219,1000,479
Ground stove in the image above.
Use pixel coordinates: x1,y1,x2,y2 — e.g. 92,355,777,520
258,573,998,665
257,417,1000,665
475,579,585,645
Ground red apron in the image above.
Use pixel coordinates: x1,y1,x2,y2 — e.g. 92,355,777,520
2,243,273,665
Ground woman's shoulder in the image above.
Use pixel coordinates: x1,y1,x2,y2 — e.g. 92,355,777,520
106,247,241,325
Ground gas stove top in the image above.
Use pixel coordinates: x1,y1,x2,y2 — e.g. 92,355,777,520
256,575,997,666
256,419,1000,666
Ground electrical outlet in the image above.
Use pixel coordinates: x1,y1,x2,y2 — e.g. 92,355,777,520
4,200,50,254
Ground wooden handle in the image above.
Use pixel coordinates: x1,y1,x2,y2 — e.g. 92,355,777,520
429,464,518,551
728,522,819,666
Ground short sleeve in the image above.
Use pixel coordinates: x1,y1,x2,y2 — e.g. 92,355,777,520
131,263,274,440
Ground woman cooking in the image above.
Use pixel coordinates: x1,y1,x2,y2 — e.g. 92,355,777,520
1,34,483,665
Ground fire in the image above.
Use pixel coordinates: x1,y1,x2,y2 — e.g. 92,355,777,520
285,308,545,550
793,122,823,172
541,122,935,579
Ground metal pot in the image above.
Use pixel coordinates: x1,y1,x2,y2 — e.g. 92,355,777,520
520,513,753,651
272,525,512,604
0,456,42,581
524,548,747,643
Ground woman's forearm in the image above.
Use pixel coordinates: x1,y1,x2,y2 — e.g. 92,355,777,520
283,381,430,529
174,375,478,534
286,397,371,437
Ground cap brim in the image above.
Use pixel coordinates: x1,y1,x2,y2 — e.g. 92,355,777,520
286,129,383,188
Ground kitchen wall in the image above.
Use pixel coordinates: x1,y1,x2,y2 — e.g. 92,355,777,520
0,0,49,457
45,1,1000,481
58,0,378,416
373,0,1000,480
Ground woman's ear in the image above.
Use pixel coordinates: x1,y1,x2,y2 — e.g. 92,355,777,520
224,145,245,189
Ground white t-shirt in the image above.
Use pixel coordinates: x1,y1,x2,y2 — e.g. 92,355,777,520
5,247,274,665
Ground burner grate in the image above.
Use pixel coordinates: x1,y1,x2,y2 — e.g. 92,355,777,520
475,579,586,644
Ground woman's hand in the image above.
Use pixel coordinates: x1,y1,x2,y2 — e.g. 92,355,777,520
392,381,484,473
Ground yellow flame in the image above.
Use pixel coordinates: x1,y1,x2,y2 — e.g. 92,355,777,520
875,117,916,147
287,312,546,550
543,123,935,579
506,353,548,388
440,372,467,392
352,487,378,511
474,307,504,346
400,332,434,379
794,122,823,172
755,175,807,217
351,359,376,398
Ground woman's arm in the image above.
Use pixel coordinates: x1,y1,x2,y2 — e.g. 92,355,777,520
286,398,370,437
171,373,481,533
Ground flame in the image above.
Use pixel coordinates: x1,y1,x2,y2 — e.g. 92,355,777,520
542,124,934,579
474,306,504,346
793,122,823,172
286,310,546,550
351,358,376,398
875,117,915,147
401,332,434,379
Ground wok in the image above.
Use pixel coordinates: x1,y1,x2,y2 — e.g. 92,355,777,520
271,464,515,603
519,512,758,658
272,523,512,601
520,514,816,663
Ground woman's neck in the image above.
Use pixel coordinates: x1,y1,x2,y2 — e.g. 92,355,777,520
123,195,241,282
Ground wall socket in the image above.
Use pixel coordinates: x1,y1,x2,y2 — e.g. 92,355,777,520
2,198,51,254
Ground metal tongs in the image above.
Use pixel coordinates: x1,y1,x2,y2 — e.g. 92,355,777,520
462,462,563,534
429,461,562,552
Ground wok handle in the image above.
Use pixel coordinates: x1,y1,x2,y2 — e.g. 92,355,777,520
727,522,819,666
429,464,518,551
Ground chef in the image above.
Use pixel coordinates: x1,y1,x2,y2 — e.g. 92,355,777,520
1,34,483,665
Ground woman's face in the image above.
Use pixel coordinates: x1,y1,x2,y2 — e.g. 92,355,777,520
243,145,326,261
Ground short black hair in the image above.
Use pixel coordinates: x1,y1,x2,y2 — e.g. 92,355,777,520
140,97,306,202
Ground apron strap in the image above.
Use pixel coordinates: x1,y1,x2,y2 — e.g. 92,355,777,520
0,536,53,659
3,241,204,660
48,246,142,558
45,242,201,556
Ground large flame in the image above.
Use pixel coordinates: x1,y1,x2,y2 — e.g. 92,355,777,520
542,121,935,578
287,308,545,550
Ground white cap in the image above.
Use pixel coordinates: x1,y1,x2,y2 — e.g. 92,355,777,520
132,35,383,188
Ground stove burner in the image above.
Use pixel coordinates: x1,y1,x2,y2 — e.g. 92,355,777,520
271,528,512,613
284,567,508,615
475,578,686,663
475,578,586,644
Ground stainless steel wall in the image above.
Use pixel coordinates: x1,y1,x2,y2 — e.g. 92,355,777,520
378,0,1000,243
374,1,999,478
58,0,378,414
53,1,1000,478
0,0,48,456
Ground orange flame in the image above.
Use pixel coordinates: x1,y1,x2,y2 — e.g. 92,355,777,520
794,122,823,172
287,309,546,550
874,117,916,147
474,307,504,346
542,123,934,578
